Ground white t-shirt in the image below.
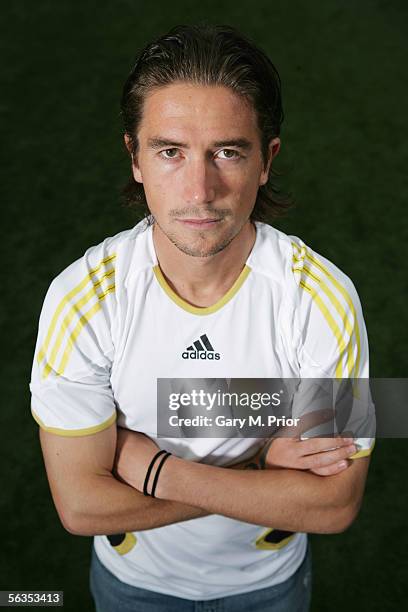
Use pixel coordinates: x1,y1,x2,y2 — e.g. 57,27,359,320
30,219,375,600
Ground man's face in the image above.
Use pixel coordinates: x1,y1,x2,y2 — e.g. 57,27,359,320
125,82,280,257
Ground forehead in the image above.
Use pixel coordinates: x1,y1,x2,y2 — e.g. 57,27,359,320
138,82,258,140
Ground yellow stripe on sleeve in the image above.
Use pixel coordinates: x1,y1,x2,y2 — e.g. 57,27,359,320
42,268,115,377
37,254,116,365
42,284,115,379
302,261,355,377
292,242,360,378
299,279,347,378
306,251,361,377
42,301,101,378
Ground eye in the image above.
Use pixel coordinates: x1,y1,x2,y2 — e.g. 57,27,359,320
160,148,180,159
216,149,240,160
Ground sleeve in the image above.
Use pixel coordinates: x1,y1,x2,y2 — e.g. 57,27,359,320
289,237,376,458
29,247,118,437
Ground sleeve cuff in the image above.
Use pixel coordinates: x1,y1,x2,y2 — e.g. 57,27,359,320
31,408,117,437
349,438,376,459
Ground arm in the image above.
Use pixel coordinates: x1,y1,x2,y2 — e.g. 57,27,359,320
109,413,368,532
116,428,371,534
152,453,371,534
39,420,367,536
39,423,209,537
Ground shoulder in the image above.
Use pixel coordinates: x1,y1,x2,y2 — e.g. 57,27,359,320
250,221,358,301
36,219,153,373
289,234,364,343
46,218,153,303
289,234,358,304
248,222,299,296
251,223,367,377
288,235,367,377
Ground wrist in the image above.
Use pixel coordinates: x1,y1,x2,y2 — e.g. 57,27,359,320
142,450,170,496
153,454,181,500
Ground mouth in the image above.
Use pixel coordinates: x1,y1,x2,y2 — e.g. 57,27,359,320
178,218,222,228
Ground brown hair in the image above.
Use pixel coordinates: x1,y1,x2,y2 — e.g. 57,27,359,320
120,22,293,224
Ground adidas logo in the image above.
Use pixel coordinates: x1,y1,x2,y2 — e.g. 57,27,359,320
182,334,221,360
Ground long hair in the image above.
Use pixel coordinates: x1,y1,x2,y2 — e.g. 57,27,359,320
120,22,294,224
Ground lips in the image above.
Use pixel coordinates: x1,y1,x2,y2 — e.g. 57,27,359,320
182,218,220,223
178,219,221,229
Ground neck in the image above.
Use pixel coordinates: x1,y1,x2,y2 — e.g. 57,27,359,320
151,220,256,306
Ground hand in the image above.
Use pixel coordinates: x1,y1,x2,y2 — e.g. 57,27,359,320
113,427,160,491
233,408,356,476
260,408,356,475
258,436,357,475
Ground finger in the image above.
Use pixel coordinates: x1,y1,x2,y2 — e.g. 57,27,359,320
298,436,355,456
310,460,350,476
302,445,356,470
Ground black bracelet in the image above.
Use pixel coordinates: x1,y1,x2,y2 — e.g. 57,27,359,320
143,450,167,496
150,452,172,498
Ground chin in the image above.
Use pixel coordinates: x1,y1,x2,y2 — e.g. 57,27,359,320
171,232,236,258
173,240,229,258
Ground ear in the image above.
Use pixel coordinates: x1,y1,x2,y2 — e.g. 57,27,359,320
259,137,281,186
124,133,143,184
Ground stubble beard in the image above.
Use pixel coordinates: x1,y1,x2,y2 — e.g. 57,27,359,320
154,217,241,258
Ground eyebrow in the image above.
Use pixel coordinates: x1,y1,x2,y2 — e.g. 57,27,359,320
147,137,253,151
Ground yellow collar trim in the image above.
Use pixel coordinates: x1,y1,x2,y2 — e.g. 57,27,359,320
152,264,252,315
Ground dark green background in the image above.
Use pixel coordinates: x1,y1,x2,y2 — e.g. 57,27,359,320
1,1,407,610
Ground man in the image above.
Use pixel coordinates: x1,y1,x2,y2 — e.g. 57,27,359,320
30,23,374,611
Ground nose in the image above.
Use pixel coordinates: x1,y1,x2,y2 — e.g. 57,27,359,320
182,158,216,205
